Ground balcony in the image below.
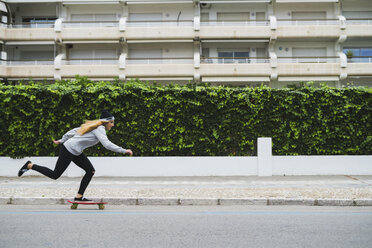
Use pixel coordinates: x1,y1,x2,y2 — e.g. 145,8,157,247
345,19,372,38
277,57,339,64
2,23,54,41
8,22,55,29
346,56,372,76
125,58,194,78
2,56,372,81
276,19,342,38
277,56,341,77
2,17,372,42
199,20,271,39
127,58,194,64
125,20,195,40
201,57,270,64
200,57,271,80
63,58,118,65
1,59,54,78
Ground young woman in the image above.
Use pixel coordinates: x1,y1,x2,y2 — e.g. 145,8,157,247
18,110,133,202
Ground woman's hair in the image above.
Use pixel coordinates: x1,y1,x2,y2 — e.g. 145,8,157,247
77,120,108,135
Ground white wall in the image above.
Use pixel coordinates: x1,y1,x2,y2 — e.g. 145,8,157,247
275,42,335,57
202,3,267,21
68,44,120,59
1,155,371,177
342,0,372,12
64,4,123,21
129,3,193,21
274,3,335,19
0,157,258,177
10,3,56,23
273,156,372,176
342,40,372,49
128,43,193,58
6,45,55,60
1,139,371,177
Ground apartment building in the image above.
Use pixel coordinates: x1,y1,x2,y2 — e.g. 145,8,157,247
0,0,371,87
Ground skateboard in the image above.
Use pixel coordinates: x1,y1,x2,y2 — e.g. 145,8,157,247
67,200,107,210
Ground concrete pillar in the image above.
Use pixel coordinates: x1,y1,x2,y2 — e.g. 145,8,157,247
194,0,200,31
119,41,127,80
257,137,272,176
60,4,68,19
194,41,200,69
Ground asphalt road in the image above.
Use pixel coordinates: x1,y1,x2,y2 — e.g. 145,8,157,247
1,205,371,248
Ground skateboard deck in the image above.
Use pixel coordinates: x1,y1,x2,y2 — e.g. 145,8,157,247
67,200,107,210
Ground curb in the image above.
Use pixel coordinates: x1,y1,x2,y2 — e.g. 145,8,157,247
1,197,372,206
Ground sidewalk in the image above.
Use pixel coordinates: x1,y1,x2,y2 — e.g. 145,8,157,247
1,176,372,206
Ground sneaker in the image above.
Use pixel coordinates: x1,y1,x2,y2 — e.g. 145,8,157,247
18,161,31,177
74,197,92,202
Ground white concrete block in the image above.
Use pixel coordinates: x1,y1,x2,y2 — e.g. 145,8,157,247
268,198,315,206
219,198,267,206
317,199,354,206
258,138,272,176
137,198,179,206
104,198,137,205
354,199,372,206
0,197,11,205
11,197,64,205
179,198,218,206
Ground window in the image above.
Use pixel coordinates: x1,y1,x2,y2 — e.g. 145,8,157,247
128,13,162,21
343,11,372,19
70,14,116,22
201,48,210,58
0,1,8,24
291,12,326,20
217,12,250,22
256,48,267,58
69,49,118,60
292,48,327,57
343,48,372,62
256,12,266,21
201,13,209,22
128,49,162,64
21,51,54,60
22,17,57,27
218,50,249,63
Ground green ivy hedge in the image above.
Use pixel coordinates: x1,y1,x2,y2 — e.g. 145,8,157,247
0,78,371,157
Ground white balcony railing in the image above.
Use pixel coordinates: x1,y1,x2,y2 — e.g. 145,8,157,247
347,56,372,63
201,57,270,64
126,58,194,64
7,22,55,28
4,19,372,29
62,21,119,28
3,57,370,67
5,60,54,65
127,20,193,27
62,59,118,65
201,20,269,26
346,19,372,25
277,19,339,26
277,57,339,63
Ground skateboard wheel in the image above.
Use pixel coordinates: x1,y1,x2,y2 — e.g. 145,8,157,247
71,203,78,210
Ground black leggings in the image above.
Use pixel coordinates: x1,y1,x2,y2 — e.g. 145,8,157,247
32,144,95,196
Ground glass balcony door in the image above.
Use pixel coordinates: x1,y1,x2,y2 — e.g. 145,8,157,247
218,51,250,64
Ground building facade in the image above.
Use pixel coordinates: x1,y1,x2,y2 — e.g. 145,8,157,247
0,0,371,87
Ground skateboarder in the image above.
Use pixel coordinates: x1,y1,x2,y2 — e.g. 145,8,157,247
17,110,133,202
